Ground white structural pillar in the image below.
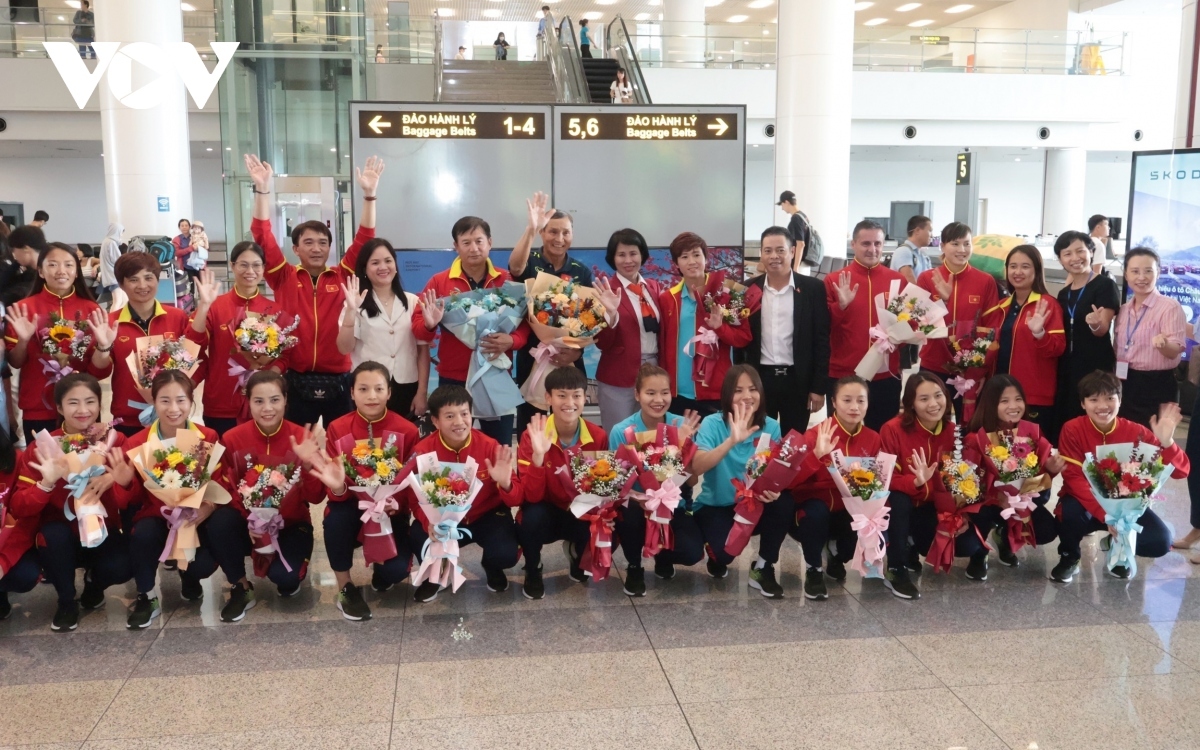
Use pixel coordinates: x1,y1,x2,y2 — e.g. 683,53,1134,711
774,2,853,250
1041,147,1087,236
662,0,705,68
1176,0,1200,147
98,0,193,237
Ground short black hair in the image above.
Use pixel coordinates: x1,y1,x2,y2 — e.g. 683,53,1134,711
54,372,102,407
852,220,885,241
720,364,767,431
33,210,49,222
1088,214,1109,232
9,224,47,252
178,218,191,228
350,361,391,390
832,375,869,398
229,240,265,265
291,219,332,246
428,384,473,417
545,366,587,393
605,228,649,269
1053,230,1095,257
1078,370,1122,401
941,221,972,245
1124,246,1160,271
452,216,492,242
906,215,931,236
760,226,794,247
246,369,287,400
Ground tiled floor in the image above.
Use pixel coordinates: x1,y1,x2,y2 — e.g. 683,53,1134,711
4,475,1200,750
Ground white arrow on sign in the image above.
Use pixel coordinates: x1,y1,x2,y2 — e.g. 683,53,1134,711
707,117,729,136
369,114,392,134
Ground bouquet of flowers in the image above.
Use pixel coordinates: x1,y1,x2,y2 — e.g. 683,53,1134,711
614,422,697,558
125,335,203,426
33,424,120,548
523,273,607,410
337,431,411,567
826,450,897,579
946,322,995,421
233,309,300,366
927,427,985,573
1084,441,1173,577
439,281,527,419
854,279,949,379
554,451,637,581
725,430,807,557
128,429,230,569
702,273,762,326
400,452,484,593
982,428,1053,553
235,453,304,578
40,310,92,378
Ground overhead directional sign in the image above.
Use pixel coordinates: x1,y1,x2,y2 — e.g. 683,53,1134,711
559,111,739,141
357,109,546,139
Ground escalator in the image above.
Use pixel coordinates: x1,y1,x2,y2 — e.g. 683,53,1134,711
603,15,652,104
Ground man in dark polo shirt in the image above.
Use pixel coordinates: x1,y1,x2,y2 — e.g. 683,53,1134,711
508,191,593,435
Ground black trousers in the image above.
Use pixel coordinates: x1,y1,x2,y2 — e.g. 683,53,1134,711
758,364,811,435
113,422,144,439
129,505,252,593
616,504,706,567
389,379,420,419
693,493,796,566
440,377,515,447
264,523,315,592
516,502,591,569
789,498,857,569
1119,368,1178,430
22,418,59,446
38,521,133,605
1023,403,1058,445
409,505,521,573
1056,495,1171,560
968,496,1058,548
669,395,721,421
828,377,900,434
885,491,917,571
910,503,988,559
322,499,412,584
0,549,41,594
283,370,352,429
203,416,240,437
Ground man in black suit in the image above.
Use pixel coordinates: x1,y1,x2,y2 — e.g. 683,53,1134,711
737,226,831,434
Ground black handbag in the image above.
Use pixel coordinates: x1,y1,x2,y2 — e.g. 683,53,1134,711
288,371,346,402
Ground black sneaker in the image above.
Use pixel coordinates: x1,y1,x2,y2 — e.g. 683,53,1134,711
654,556,676,580
485,566,509,593
523,563,545,600
563,541,587,583
1050,555,1080,584
884,567,921,600
163,559,178,571
0,593,10,621
126,593,161,629
337,582,372,621
370,568,394,593
749,562,784,599
79,575,105,610
706,557,729,579
996,530,1019,567
965,551,989,581
179,575,203,602
906,546,923,574
804,567,828,600
50,600,79,632
220,582,256,623
826,557,847,582
1109,565,1132,579
414,580,441,603
623,566,646,597
277,582,302,598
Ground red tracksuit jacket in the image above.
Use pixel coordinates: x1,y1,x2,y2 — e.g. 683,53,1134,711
198,288,288,421
1058,415,1189,521
790,418,881,512
878,416,958,505
824,261,905,380
408,429,522,527
218,419,325,526
916,265,999,375
251,217,372,374
982,292,1066,406
0,469,37,575
4,288,112,421
516,417,608,510
108,302,206,426
112,422,221,525
10,429,127,528
658,276,753,401
324,410,420,506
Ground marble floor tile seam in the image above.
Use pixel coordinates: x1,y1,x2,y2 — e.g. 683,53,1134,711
73,632,162,747
623,596,708,750
388,590,410,735
1117,620,1200,673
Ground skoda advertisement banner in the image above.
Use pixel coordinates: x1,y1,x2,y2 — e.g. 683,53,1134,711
1128,148,1200,345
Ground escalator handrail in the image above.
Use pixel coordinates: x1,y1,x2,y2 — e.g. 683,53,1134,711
606,14,651,104
433,11,443,101
556,16,590,103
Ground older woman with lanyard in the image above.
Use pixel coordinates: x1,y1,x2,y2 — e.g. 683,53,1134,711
1053,231,1119,436
981,245,1065,435
1113,247,1186,428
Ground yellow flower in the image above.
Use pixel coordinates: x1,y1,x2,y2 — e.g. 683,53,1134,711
151,467,164,478
959,479,979,497
990,446,1010,460
849,468,875,487
265,328,279,347
234,328,247,339
254,464,265,472
896,312,911,323
166,451,184,468
376,461,393,478
1024,453,1038,468
48,323,75,342
372,448,384,458
352,444,371,459
435,477,450,487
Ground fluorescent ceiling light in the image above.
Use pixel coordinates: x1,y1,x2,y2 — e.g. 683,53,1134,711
945,4,973,12
483,9,501,16
596,0,617,4
896,2,920,10
206,147,213,151
727,14,748,22
635,12,650,20
436,8,454,17
583,11,603,19
863,17,888,25
908,18,934,26
853,2,874,9
65,0,80,8
748,0,774,7
180,2,196,10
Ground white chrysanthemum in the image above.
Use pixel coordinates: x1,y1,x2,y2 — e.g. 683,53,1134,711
160,469,183,489
422,480,437,494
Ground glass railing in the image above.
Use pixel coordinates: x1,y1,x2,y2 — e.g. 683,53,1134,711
0,11,218,58
607,15,652,103
368,17,437,64
535,12,588,104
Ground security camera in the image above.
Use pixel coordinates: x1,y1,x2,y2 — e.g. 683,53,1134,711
1037,126,1051,140
1133,129,1144,142
0,118,7,133
764,123,775,138
903,125,917,139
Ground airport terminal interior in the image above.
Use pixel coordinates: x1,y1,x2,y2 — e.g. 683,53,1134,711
6,0,1200,748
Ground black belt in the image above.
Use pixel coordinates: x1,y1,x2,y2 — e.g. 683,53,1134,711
764,364,794,377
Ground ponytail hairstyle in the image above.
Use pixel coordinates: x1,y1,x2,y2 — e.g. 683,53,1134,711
31,242,95,301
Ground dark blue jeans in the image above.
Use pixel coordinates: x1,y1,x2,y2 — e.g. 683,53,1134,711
129,505,251,593
693,493,796,566
0,549,41,594
38,521,133,605
409,505,520,573
613,503,706,568
789,498,857,569
322,499,411,585
1056,495,1170,560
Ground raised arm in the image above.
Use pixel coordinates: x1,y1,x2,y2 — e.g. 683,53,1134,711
509,191,554,278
